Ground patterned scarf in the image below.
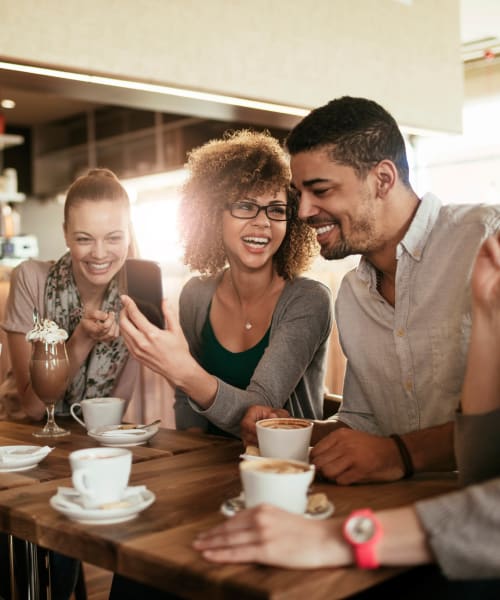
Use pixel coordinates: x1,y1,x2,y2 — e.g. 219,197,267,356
44,252,129,412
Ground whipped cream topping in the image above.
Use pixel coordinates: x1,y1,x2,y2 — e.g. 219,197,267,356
26,318,68,344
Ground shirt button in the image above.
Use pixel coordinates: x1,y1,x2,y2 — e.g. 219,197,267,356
396,328,405,337
405,379,413,391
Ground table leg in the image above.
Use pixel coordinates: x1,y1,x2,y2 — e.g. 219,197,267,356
44,548,52,600
6,537,51,600
25,540,40,600
8,534,16,600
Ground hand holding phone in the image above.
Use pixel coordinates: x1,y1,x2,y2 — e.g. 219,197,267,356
121,259,164,329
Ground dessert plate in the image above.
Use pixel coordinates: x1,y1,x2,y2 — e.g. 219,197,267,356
220,493,334,520
0,445,53,472
87,424,159,447
50,485,155,524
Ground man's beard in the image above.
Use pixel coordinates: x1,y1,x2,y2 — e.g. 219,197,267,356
319,219,378,260
320,239,353,260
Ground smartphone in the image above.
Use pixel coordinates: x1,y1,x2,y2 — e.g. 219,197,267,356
121,259,164,328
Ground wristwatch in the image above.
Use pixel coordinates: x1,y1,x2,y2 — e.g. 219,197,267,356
342,509,382,569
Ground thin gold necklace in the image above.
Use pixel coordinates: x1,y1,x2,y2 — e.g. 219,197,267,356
229,271,276,331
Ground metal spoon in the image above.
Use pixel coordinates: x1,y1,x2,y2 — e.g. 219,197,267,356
117,419,161,430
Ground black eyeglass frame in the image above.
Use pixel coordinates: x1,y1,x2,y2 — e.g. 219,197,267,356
226,200,293,222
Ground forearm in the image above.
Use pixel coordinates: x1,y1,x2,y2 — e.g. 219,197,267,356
461,309,500,415
375,506,433,566
401,422,455,472
173,357,218,410
8,333,45,420
66,326,95,380
19,382,45,420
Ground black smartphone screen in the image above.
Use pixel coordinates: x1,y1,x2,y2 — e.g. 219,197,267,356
121,259,164,328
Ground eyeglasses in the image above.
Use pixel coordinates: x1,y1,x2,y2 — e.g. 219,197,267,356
227,200,293,222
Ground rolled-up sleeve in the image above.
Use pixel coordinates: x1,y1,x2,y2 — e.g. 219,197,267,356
455,409,500,487
416,478,500,579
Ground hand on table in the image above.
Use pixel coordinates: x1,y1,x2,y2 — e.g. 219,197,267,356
193,504,352,568
240,405,290,446
310,428,404,485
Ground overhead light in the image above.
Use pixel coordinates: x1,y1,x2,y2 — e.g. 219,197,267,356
0,98,16,109
0,60,309,118
0,60,446,137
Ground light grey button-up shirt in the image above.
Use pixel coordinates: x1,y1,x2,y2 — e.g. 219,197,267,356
334,193,500,436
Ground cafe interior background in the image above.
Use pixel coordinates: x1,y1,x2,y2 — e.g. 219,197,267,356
0,0,499,426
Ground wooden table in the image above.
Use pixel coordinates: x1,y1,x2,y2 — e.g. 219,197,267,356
0,419,230,491
0,419,240,599
0,424,458,600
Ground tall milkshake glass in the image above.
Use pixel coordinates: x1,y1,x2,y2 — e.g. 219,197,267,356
30,339,70,438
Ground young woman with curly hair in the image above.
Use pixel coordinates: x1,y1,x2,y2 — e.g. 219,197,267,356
120,130,333,437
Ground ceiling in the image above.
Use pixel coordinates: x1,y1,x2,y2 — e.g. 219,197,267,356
1,0,499,129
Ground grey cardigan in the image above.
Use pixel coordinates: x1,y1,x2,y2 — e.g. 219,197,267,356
416,409,500,579
174,275,333,437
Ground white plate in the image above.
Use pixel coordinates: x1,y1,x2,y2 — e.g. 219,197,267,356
50,485,156,524
87,424,159,447
220,494,334,520
0,445,53,472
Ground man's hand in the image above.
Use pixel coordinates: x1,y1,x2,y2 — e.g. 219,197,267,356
240,405,290,446
310,428,404,485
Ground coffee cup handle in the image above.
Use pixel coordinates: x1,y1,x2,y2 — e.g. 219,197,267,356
70,403,85,428
72,469,95,500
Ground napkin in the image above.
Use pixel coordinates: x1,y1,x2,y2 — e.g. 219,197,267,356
55,485,148,511
98,429,146,437
0,446,53,463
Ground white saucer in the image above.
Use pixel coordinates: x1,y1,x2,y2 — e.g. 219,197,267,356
0,445,53,472
239,447,313,463
50,485,155,524
87,424,159,447
220,493,334,520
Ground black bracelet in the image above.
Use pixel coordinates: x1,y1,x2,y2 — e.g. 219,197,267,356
390,434,414,479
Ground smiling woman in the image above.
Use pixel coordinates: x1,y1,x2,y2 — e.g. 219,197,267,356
0,168,139,421
0,168,143,600
118,130,333,438
113,127,334,600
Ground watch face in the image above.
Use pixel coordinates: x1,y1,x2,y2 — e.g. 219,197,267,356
346,515,376,543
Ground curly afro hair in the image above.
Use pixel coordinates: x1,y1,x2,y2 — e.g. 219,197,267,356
179,129,318,279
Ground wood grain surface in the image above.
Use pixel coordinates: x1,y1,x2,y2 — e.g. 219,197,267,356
0,424,458,600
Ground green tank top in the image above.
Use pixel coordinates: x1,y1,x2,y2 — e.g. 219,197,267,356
199,310,270,438
199,311,271,390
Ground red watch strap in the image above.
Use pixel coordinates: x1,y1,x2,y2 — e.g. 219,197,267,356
355,538,380,569
343,509,382,570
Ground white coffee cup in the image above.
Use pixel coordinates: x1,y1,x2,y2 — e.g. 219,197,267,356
70,397,125,430
240,458,315,514
69,447,132,509
256,417,313,462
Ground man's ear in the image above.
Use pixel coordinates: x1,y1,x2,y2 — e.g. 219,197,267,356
373,160,397,198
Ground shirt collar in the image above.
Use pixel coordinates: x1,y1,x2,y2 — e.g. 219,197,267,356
357,193,442,283
398,192,442,261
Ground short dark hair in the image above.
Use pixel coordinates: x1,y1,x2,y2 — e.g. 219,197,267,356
285,96,410,186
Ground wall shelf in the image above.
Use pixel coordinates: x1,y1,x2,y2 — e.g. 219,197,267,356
0,133,24,151
0,192,26,203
